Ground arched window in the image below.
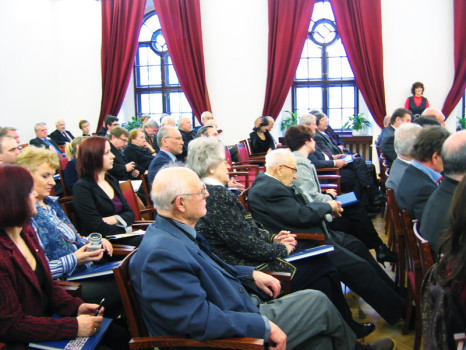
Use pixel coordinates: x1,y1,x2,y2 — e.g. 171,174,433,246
292,0,358,129
134,11,193,121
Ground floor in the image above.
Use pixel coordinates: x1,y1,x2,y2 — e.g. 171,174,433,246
346,214,418,349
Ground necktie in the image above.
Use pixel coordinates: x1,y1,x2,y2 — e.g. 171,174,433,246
62,131,70,142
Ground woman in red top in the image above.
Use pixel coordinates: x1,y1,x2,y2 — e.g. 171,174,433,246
405,81,430,117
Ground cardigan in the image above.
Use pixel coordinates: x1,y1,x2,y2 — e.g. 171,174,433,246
0,225,82,349
123,143,154,172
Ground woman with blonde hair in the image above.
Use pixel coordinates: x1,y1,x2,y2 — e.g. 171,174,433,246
123,128,155,173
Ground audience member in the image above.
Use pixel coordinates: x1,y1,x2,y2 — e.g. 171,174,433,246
29,122,62,154
376,116,392,144
200,111,214,125
379,108,412,167
0,126,21,145
63,136,86,194
248,149,405,325
79,119,92,137
97,115,119,136
139,115,150,125
142,118,159,152
188,138,376,339
72,137,137,240
422,107,446,127
404,81,429,117
421,130,466,258
107,126,139,180
147,126,184,185
124,129,155,173
49,119,74,145
250,116,275,154
160,115,176,127
396,126,450,221
265,116,282,148
412,115,441,127
286,125,395,265
128,166,392,350
311,110,346,153
197,125,219,139
178,116,196,160
386,123,422,190
0,134,19,164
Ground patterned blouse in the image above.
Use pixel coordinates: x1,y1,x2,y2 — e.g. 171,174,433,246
195,183,296,276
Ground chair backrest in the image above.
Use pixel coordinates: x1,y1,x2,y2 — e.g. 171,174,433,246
120,180,142,221
139,174,152,207
225,146,233,167
57,168,69,197
238,187,250,212
413,220,434,275
236,141,250,163
113,249,148,338
401,210,422,286
58,196,81,231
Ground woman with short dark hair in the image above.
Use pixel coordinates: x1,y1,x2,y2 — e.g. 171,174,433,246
249,116,275,154
405,81,430,116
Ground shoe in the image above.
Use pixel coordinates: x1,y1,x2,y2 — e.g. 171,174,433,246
372,193,387,206
353,322,375,338
356,338,395,350
375,244,397,267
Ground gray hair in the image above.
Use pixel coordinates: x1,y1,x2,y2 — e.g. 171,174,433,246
150,166,195,210
299,113,315,126
160,116,176,127
265,148,295,169
441,130,466,177
186,137,224,178
200,111,214,123
197,125,215,137
156,126,174,147
34,122,46,131
143,118,159,129
55,119,65,127
394,123,422,156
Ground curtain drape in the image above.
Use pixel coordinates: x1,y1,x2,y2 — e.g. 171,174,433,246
98,0,146,131
442,0,466,118
332,0,386,128
153,0,210,123
262,0,316,119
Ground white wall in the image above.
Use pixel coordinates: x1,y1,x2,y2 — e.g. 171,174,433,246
0,0,102,143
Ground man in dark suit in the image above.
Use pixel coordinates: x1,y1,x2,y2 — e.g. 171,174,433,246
29,122,62,154
396,126,450,221
178,117,196,161
247,149,405,326
108,126,139,180
421,130,466,258
142,118,159,153
49,119,74,145
129,167,366,349
147,125,184,186
97,115,119,136
379,108,412,167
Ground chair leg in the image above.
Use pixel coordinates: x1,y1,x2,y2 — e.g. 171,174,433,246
413,294,423,350
403,285,414,335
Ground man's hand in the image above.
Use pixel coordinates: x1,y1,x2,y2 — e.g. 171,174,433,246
131,169,140,178
325,189,337,197
334,159,347,168
327,200,343,217
268,321,287,350
332,154,345,159
252,271,281,299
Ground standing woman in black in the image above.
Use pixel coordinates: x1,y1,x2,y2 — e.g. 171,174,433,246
404,81,430,117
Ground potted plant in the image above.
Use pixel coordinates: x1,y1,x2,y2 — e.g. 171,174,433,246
342,112,371,136
457,116,466,131
121,116,143,131
280,110,298,132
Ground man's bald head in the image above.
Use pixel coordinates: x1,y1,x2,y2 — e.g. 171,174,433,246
441,130,466,180
422,107,445,127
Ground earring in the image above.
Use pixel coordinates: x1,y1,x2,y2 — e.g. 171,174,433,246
209,169,215,174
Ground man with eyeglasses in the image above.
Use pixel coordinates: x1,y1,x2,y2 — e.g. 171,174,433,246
97,115,119,136
108,126,139,180
147,125,184,186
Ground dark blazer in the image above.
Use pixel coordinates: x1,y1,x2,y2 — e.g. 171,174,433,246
0,225,82,348
421,176,459,259
179,129,196,160
313,131,342,155
308,144,335,169
29,137,61,153
63,157,78,194
72,175,135,236
123,143,154,173
396,164,438,221
144,131,159,153
108,143,133,181
386,157,410,190
325,126,344,146
379,125,396,167
147,150,174,186
129,216,265,339
249,131,275,154
97,126,107,136
49,130,74,145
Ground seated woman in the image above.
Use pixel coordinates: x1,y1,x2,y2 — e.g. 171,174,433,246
422,177,466,349
285,125,396,266
249,116,275,154
16,146,122,316
0,165,128,350
63,136,85,194
123,129,155,173
72,137,139,245
187,137,375,339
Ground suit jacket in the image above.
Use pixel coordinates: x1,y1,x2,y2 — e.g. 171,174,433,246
179,129,196,160
147,150,175,185
129,216,266,340
72,175,135,236
29,137,61,153
0,225,81,349
421,176,459,259
307,144,335,169
97,126,107,136
379,125,396,167
123,143,154,173
49,130,74,145
313,131,342,155
395,164,438,221
386,157,410,190
108,143,133,180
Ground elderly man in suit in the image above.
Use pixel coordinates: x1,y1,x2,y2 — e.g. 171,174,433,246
108,126,139,180
379,108,412,167
129,166,395,350
421,130,466,259
396,126,450,221
147,126,184,186
49,119,74,145
248,149,405,326
385,123,422,190
29,122,62,154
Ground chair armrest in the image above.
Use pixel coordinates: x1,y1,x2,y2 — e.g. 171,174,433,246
317,174,341,180
294,233,325,244
262,271,292,295
129,336,264,350
316,167,339,174
113,244,137,256
132,221,153,231
58,280,82,298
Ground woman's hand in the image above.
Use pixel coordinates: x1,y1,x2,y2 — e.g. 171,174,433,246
102,216,119,225
74,245,105,265
102,238,113,257
325,189,337,197
77,315,103,337
78,303,104,316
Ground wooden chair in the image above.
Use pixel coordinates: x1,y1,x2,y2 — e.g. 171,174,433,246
316,168,341,194
113,250,265,350
236,140,265,167
57,168,69,197
226,146,260,187
245,138,267,158
139,174,152,207
58,280,82,298
119,180,157,221
412,220,434,275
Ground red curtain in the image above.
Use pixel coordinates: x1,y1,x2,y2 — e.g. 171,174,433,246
98,0,146,131
262,0,316,119
442,0,466,118
153,0,211,123
332,0,386,128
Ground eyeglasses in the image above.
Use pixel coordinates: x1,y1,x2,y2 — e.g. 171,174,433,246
119,137,128,143
282,164,297,174
165,136,183,141
171,183,209,204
